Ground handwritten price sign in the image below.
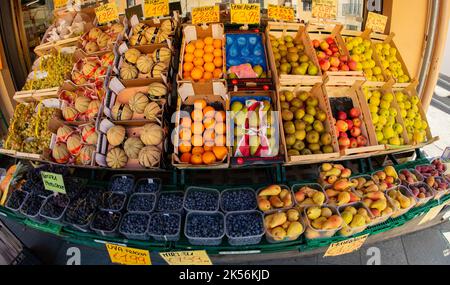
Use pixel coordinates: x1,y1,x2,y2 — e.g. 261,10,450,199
106,243,151,265
95,2,120,25
324,234,369,257
159,250,212,265
312,0,337,19
365,12,388,34
143,0,169,18
54,0,69,9
267,4,295,22
192,6,220,25
230,3,260,25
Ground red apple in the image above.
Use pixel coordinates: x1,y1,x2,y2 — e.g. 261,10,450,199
331,46,339,53
336,120,349,132
317,51,327,60
320,41,330,51
337,111,347,120
329,66,339,72
330,57,340,68
319,59,331,71
348,60,358,71
346,119,354,130
340,55,349,62
349,138,358,148
356,135,368,146
340,132,348,138
349,107,361,118
339,137,351,148
332,52,341,58
326,37,335,45
325,49,333,56
312,39,320,48
341,64,350,71
353,118,362,128
350,127,361,137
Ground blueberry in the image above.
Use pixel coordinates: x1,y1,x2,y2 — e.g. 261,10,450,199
6,191,28,210
226,212,264,238
221,189,256,212
40,195,70,218
109,175,134,193
128,194,155,212
20,194,45,217
156,192,183,212
148,213,180,236
135,179,160,193
91,211,121,232
185,212,224,238
100,192,126,211
184,188,219,212
119,213,150,235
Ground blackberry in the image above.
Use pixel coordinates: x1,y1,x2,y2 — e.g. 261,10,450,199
20,195,45,217
6,191,28,210
40,195,70,218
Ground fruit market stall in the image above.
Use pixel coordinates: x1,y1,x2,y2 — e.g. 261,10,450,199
0,2,448,265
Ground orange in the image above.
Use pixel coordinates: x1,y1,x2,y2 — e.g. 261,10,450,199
191,67,203,80
180,152,192,163
183,71,191,80
179,141,192,153
213,146,228,160
193,57,204,67
203,71,213,80
179,128,192,141
191,146,204,155
203,106,215,118
213,39,222,49
213,57,223,68
213,48,222,57
185,43,195,54
215,122,226,134
191,121,204,135
203,129,215,141
195,39,205,49
183,62,194,72
215,110,225,122
180,117,192,128
191,134,203,147
204,62,215,73
191,109,203,122
194,49,204,58
213,68,222,79
190,153,203,165
204,37,214,45
215,135,226,146
204,140,215,149
202,151,216,165
194,99,207,110
203,53,214,63
204,45,214,53
184,53,194,63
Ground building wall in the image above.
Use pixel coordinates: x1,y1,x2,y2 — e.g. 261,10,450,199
440,20,450,78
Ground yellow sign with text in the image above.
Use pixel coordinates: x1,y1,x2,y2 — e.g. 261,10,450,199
54,0,69,9
143,0,169,18
159,250,212,265
192,6,220,25
324,234,369,257
312,0,337,19
230,3,260,25
267,4,295,22
95,2,120,25
365,12,388,34
106,243,152,265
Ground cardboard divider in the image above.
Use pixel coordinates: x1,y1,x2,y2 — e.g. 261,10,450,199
265,21,322,87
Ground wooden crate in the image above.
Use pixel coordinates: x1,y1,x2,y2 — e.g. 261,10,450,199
278,83,340,165
307,23,365,86
324,82,385,156
13,87,59,103
265,21,322,87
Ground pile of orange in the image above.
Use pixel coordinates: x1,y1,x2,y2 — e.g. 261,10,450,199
182,36,223,81
178,99,228,165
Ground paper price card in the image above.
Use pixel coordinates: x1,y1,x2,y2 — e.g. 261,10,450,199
267,4,295,22
95,2,120,25
312,0,337,19
365,12,388,34
192,6,220,25
106,243,152,265
160,250,212,265
54,0,69,9
41,172,66,194
230,3,260,25
324,234,369,257
143,0,169,18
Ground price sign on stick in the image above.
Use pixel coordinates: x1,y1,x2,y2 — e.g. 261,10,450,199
312,0,337,19
160,250,212,265
365,12,388,34
143,0,169,18
324,234,369,257
106,243,152,265
192,6,220,25
268,4,295,22
41,172,66,194
54,0,69,9
95,2,120,25
230,3,260,25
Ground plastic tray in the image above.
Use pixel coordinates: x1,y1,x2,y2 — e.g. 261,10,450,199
156,191,184,213
225,33,268,71
371,170,401,190
337,202,373,237
148,212,181,242
184,211,225,246
90,211,122,237
225,210,265,246
127,193,156,213
398,169,424,186
407,182,435,207
220,187,257,212
39,194,70,226
431,176,449,200
119,212,151,240
431,158,447,174
99,191,127,212
19,195,46,224
133,178,162,194
108,174,135,193
291,183,327,210
256,185,295,214
414,164,438,178
303,205,342,240
386,186,416,218
5,191,29,213
349,174,374,196
264,209,305,243
183,187,220,212
322,185,361,207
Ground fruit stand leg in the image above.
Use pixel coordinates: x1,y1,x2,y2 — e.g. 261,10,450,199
358,159,366,173
281,165,287,184
415,148,424,160
388,154,400,165
366,157,374,172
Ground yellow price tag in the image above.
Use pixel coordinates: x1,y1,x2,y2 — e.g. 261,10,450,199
268,4,295,22
312,0,337,19
106,243,152,265
54,0,69,9
95,2,120,25
230,3,260,25
159,250,212,265
143,0,169,18
324,234,369,257
192,6,220,25
365,12,388,34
